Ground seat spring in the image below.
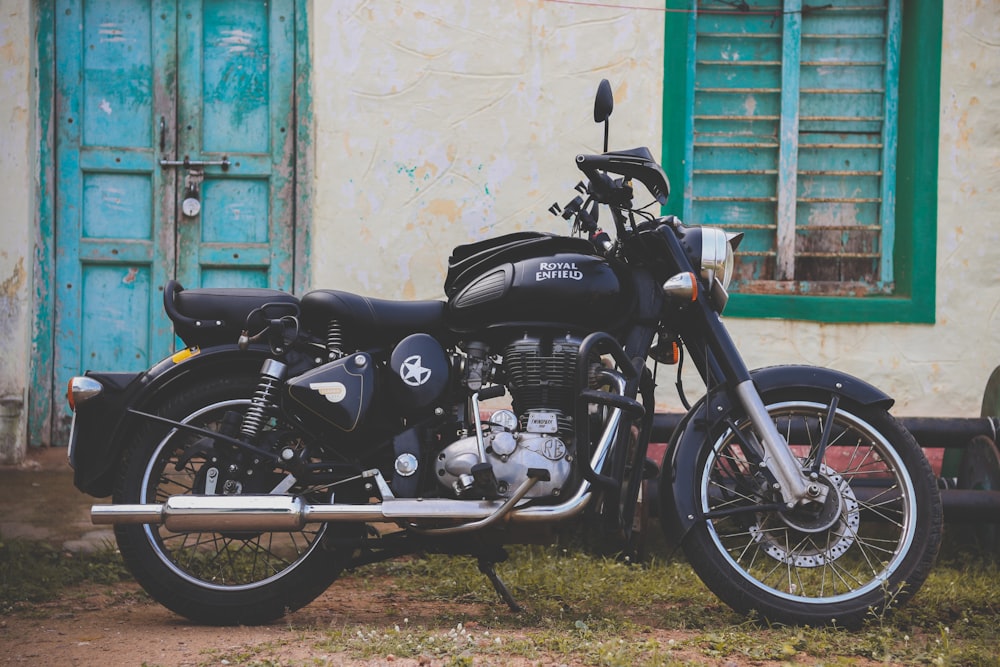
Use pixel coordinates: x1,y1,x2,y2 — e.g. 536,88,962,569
327,319,344,358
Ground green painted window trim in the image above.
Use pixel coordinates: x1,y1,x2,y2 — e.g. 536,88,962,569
662,0,941,324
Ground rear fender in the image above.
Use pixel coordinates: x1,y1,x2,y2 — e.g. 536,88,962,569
659,365,894,540
71,345,275,497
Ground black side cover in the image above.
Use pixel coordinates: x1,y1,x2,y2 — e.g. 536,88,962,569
285,353,375,432
388,333,450,411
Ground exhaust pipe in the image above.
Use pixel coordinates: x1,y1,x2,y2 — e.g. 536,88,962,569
92,494,526,532
92,484,598,533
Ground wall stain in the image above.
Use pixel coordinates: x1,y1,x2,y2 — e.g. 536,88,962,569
0,258,26,298
0,258,27,343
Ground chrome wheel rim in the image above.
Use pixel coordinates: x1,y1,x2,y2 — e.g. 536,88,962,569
701,400,917,604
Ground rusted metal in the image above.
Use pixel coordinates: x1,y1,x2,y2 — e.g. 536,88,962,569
798,170,882,176
694,169,778,175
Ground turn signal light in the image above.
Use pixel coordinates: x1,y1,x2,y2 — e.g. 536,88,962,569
67,376,102,411
662,272,697,302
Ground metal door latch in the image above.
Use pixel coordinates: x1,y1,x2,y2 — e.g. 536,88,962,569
160,155,230,171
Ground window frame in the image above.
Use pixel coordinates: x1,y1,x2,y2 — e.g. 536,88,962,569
662,0,941,323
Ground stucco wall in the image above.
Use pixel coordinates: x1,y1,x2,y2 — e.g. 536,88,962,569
310,0,665,299
0,1,35,464
0,1,995,460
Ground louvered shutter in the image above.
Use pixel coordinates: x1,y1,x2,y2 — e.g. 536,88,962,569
685,0,900,296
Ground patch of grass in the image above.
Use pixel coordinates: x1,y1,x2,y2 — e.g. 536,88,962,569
0,537,130,612
339,543,1000,666
202,638,293,667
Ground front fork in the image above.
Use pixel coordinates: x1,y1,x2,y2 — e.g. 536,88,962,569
733,379,828,507
685,306,827,509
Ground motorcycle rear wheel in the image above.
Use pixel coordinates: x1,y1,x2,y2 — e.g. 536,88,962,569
679,389,942,627
113,373,354,625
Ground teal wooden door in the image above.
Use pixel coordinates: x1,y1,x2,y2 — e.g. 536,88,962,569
50,0,297,440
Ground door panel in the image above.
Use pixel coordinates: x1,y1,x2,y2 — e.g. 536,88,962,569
174,0,295,291
53,0,176,433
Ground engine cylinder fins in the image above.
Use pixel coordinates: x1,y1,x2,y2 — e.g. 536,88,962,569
503,333,583,436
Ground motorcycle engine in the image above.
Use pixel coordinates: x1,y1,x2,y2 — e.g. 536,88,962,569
435,428,571,499
436,334,583,500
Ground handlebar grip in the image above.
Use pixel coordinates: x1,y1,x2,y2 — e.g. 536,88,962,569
575,149,670,205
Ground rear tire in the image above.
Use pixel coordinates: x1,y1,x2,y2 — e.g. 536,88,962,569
113,373,354,625
678,390,942,627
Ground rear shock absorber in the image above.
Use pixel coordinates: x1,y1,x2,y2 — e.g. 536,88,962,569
241,359,288,439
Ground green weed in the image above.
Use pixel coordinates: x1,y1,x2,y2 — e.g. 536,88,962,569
0,537,129,612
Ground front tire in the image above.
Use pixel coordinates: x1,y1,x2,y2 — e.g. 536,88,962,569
113,373,353,625
679,390,942,627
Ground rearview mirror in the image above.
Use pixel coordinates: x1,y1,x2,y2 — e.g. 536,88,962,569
594,80,614,152
594,79,614,123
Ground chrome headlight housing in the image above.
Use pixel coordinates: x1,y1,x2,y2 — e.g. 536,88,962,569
666,222,743,313
700,227,736,291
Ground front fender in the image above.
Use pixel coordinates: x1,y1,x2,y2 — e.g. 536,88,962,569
71,345,276,497
659,365,893,540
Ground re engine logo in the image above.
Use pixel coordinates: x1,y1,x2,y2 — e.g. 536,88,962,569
535,261,583,282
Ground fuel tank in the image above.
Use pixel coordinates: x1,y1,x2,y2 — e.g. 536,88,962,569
445,233,633,331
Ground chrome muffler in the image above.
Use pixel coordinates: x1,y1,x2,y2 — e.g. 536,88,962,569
92,494,525,532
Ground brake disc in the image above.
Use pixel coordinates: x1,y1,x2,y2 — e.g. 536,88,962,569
749,465,860,568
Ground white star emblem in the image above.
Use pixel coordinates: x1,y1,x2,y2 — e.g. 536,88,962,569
400,355,432,387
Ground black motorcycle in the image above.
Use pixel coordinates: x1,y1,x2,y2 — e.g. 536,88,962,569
67,80,941,627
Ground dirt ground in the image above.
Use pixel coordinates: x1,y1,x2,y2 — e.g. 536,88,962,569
0,574,751,667
0,449,879,667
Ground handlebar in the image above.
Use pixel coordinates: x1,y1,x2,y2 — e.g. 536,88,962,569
575,147,670,205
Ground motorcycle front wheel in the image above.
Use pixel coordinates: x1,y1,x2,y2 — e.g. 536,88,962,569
679,389,942,627
113,373,357,625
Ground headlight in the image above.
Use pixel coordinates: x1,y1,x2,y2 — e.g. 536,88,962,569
700,228,734,291
668,223,743,312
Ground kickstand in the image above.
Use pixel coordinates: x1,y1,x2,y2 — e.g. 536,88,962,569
477,558,522,612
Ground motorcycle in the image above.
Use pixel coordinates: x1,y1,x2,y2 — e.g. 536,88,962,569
67,80,942,627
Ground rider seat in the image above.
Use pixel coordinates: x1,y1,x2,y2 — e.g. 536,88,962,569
299,290,448,348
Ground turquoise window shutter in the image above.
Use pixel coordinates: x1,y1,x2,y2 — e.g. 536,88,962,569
684,0,901,297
